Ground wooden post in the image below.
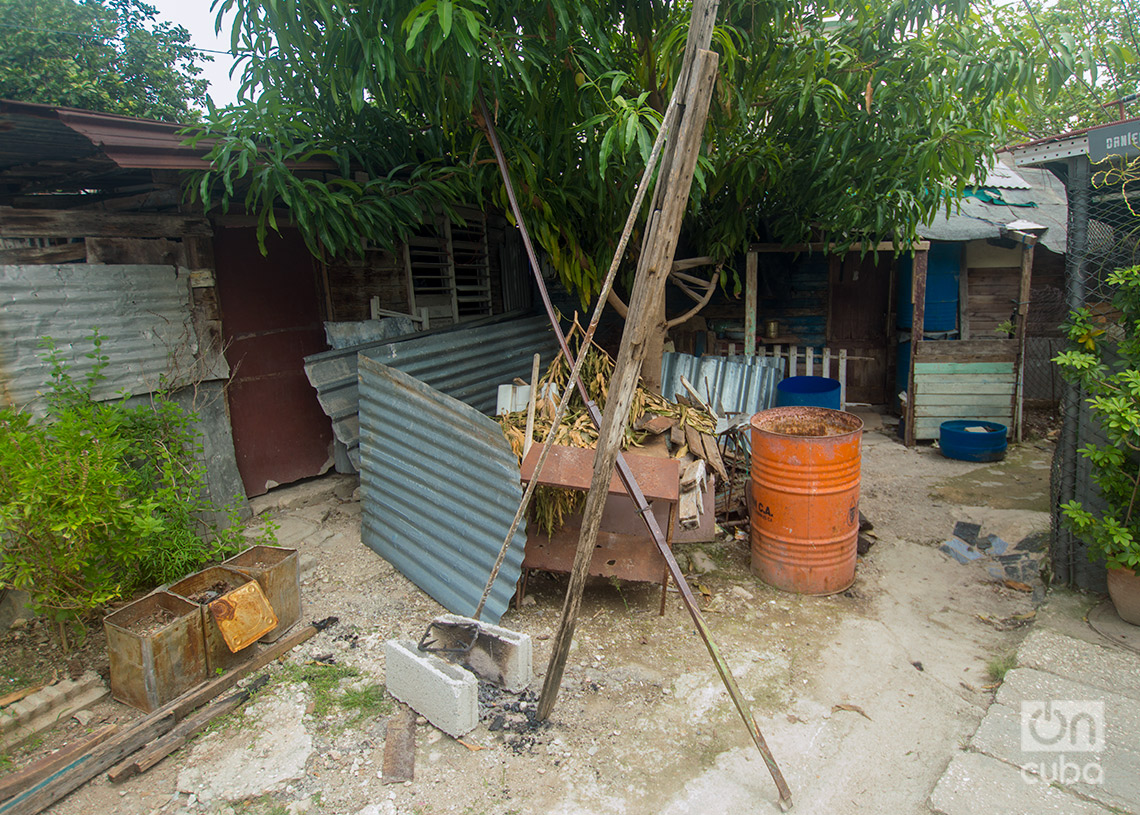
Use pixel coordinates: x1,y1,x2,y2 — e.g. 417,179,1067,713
536,41,721,721
838,348,848,408
744,250,758,355
523,353,540,460
905,249,928,447
1012,232,1038,443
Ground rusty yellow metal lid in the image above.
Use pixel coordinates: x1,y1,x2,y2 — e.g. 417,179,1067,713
208,581,278,653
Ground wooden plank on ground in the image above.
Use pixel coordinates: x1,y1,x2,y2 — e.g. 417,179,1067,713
0,620,327,815
0,688,40,709
107,677,268,783
0,714,175,815
380,705,416,784
0,726,118,805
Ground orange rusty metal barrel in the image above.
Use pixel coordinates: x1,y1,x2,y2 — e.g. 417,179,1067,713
750,406,863,594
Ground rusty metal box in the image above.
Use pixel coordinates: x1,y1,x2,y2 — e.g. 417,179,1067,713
104,591,207,712
223,545,301,643
169,566,275,673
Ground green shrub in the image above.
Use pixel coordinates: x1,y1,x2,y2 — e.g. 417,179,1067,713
0,331,265,633
1053,265,1140,573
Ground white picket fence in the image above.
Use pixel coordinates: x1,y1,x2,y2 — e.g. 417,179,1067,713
721,343,849,407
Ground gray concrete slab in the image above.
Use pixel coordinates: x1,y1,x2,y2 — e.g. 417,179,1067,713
1017,627,1140,702
929,752,1114,815
995,667,1140,740
971,700,1140,812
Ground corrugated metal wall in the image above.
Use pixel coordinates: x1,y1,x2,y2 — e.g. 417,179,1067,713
660,352,783,416
0,263,225,410
305,313,560,469
358,356,526,623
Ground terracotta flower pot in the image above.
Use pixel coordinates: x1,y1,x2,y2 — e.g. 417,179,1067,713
1107,565,1140,626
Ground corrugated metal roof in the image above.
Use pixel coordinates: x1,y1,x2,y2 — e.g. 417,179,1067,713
0,99,336,200
982,160,1031,190
0,263,227,410
358,355,526,623
661,352,783,418
304,313,560,469
918,166,1068,253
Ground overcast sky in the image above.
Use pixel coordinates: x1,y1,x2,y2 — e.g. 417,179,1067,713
150,0,243,107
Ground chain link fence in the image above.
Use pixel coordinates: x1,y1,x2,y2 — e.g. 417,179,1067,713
1051,154,1140,590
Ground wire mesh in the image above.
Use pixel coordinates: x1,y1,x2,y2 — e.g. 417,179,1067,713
1051,151,1140,590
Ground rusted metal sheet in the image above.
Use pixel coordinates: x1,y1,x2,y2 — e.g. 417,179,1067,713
305,313,559,470
0,263,227,411
523,500,672,584
520,444,679,501
169,566,263,674
215,226,333,497
358,355,526,623
223,545,302,643
208,581,277,653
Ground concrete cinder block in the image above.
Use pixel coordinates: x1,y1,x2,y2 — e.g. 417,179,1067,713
383,640,477,738
431,614,533,692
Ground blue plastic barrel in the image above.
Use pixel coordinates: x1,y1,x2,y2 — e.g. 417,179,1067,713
897,243,961,331
775,376,842,410
939,420,1008,462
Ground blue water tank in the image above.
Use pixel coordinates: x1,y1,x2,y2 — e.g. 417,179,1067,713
897,243,961,331
775,376,842,410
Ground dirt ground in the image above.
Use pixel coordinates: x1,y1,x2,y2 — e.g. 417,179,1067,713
2,411,1066,815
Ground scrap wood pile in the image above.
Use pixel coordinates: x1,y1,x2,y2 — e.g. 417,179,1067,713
496,318,727,535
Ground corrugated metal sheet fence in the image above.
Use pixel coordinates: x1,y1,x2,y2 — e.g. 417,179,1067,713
304,314,560,469
358,356,526,623
0,263,224,410
660,351,783,417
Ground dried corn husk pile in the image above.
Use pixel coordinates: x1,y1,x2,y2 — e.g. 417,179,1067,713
497,318,716,535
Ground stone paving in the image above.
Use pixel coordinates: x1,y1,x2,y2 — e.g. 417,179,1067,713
930,594,1140,815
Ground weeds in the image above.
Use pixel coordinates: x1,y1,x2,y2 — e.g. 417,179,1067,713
986,653,1017,684
273,660,392,726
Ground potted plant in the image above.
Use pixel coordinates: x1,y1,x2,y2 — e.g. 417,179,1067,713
1054,264,1140,624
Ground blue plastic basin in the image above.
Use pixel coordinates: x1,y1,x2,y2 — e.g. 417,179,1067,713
775,376,842,410
939,420,1008,462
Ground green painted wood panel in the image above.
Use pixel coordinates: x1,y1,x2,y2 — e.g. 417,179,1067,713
914,362,1014,375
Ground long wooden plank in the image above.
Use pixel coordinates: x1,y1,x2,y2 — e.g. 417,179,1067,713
0,715,174,815
0,621,325,815
0,243,86,265
916,394,1015,407
0,688,40,709
744,251,757,356
915,405,1014,418
0,726,118,804
915,362,1014,375
916,381,1018,394
108,676,268,782
0,209,211,239
918,385,1017,397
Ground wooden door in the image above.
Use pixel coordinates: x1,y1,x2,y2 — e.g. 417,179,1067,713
827,252,894,405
